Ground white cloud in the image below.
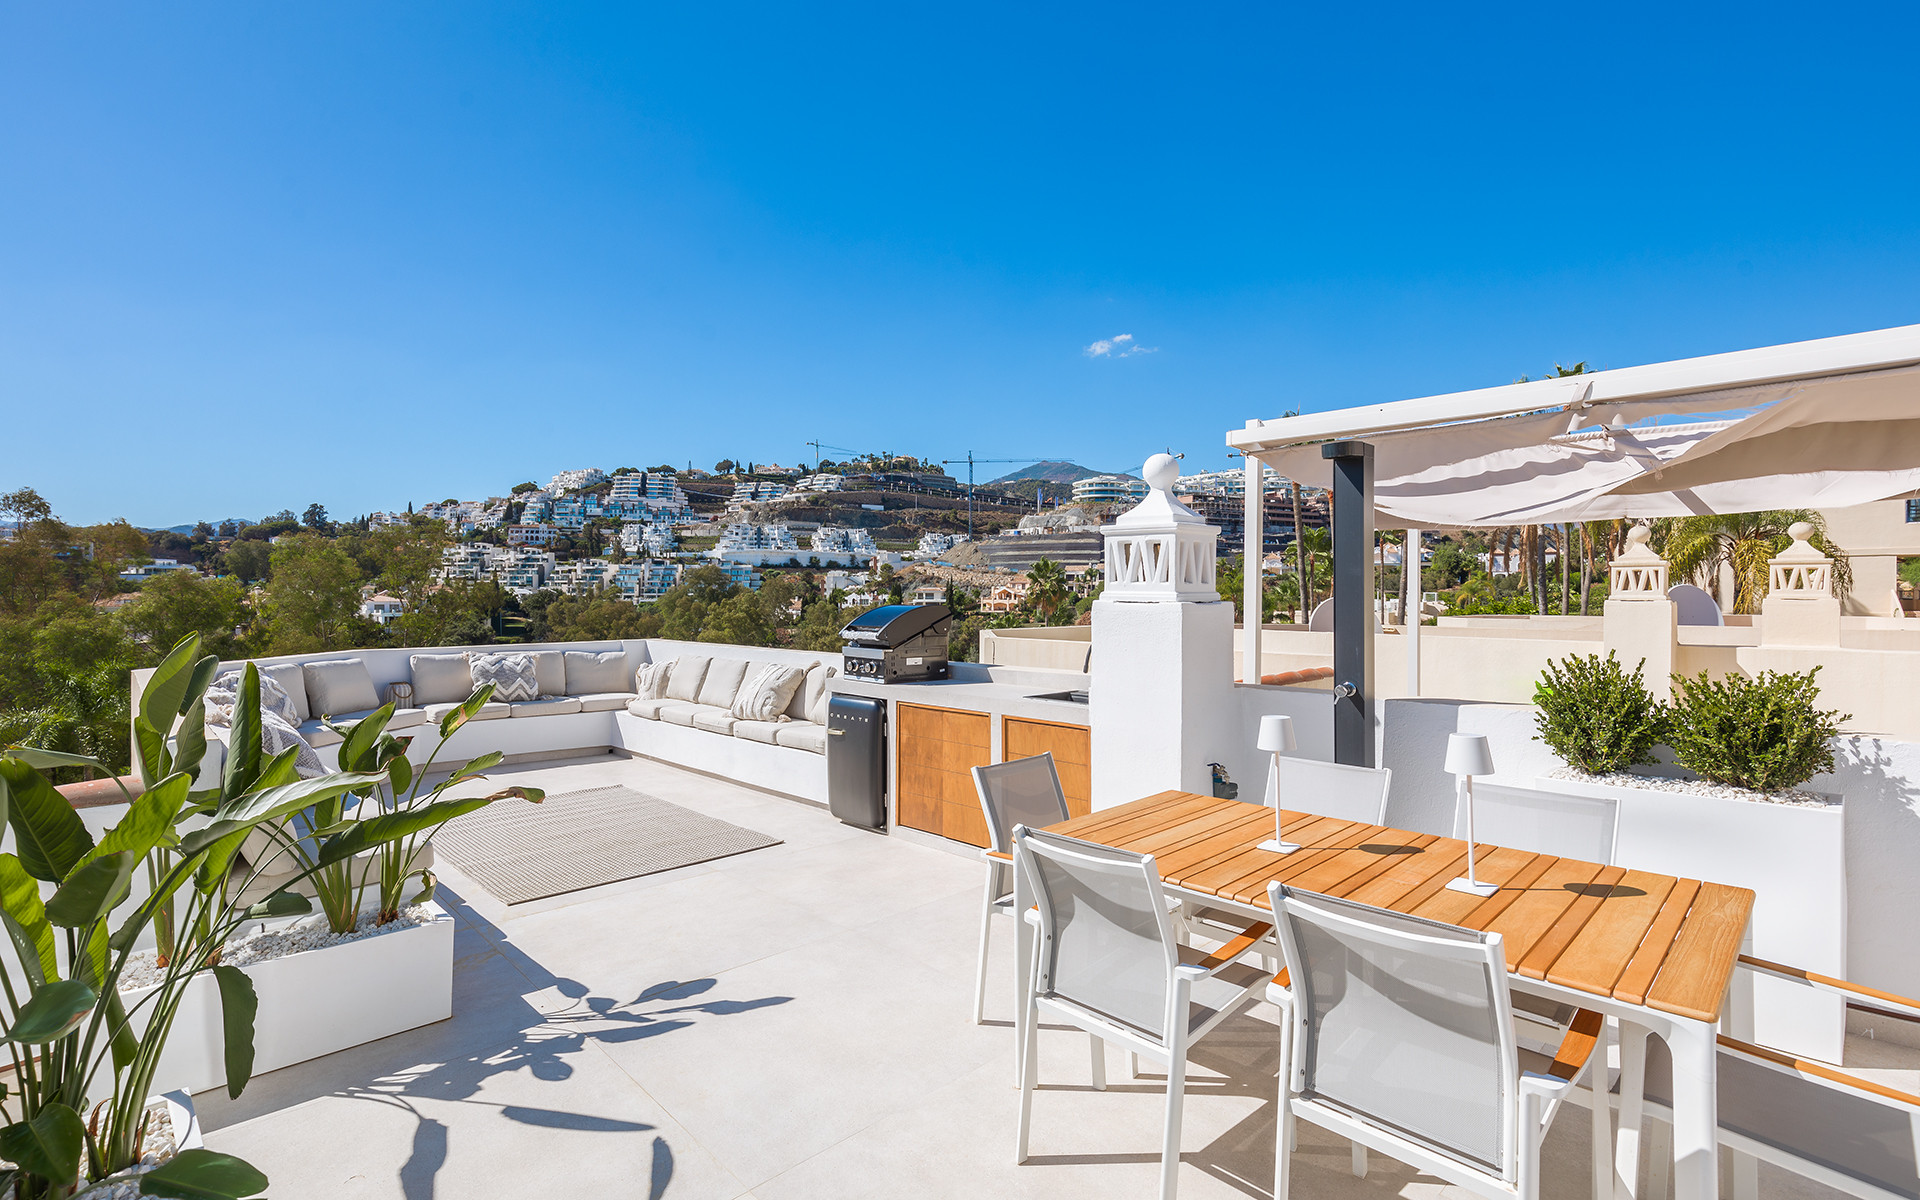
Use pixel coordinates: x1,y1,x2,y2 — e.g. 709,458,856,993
1084,332,1157,358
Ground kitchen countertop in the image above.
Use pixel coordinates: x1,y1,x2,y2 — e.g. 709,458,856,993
831,666,1091,725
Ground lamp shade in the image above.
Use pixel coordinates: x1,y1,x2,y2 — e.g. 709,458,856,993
1257,714,1297,754
1444,733,1495,777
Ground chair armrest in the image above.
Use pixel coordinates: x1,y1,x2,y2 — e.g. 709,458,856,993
1737,955,1920,1020
1194,921,1274,972
1546,1007,1606,1081
1718,1033,1920,1109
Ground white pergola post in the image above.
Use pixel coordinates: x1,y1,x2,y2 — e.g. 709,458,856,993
1404,526,1421,696
1243,455,1264,683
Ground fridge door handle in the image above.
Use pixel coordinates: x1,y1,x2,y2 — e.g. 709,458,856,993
827,728,845,736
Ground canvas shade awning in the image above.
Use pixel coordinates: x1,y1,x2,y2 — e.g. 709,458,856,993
1231,327,1920,528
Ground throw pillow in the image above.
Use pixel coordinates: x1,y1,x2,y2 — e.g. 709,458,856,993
258,662,312,723
204,668,301,729
730,663,806,722
409,653,475,706
806,665,836,725
468,652,539,702
664,655,711,703
563,650,633,695
302,659,380,718
262,711,327,778
527,649,567,698
636,660,673,700
696,657,751,709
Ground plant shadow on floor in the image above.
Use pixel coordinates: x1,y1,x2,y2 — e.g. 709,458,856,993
352,973,791,1200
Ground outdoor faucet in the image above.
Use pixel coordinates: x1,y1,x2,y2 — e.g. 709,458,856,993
1331,681,1359,700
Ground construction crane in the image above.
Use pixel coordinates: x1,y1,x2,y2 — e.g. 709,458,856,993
805,441,862,472
940,453,1060,540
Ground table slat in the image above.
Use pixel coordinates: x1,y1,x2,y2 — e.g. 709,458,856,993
1546,870,1678,996
1516,864,1629,979
1646,882,1756,1021
1611,878,1701,1006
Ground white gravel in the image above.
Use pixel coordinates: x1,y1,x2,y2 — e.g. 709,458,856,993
1547,767,1837,808
117,906,436,992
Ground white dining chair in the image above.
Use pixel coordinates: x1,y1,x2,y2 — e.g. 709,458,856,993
1623,955,1920,1200
1267,882,1610,1200
971,754,1072,1025
1013,825,1274,1200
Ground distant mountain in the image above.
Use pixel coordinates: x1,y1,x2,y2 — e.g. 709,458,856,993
158,518,254,534
986,461,1111,485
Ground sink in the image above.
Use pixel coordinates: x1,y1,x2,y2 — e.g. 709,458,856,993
1026,690,1090,704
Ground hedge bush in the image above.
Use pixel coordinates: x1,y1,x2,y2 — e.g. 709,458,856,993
1664,667,1849,794
1533,651,1664,774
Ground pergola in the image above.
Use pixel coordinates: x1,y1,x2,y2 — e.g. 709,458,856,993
1227,323,1920,766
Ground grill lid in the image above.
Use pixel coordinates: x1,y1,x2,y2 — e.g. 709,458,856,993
839,603,951,646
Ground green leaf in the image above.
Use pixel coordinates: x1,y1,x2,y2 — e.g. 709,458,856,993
172,697,210,782
46,851,134,928
319,794,522,866
1,747,115,775
244,891,312,920
388,753,414,798
221,665,263,800
182,653,221,716
0,854,58,983
73,921,110,992
90,771,191,867
134,715,171,790
103,987,139,1071
212,965,258,1099
438,683,496,739
181,771,390,856
139,635,204,740
0,758,95,882
336,703,396,772
7,979,96,1043
251,746,301,793
0,1103,85,1185
139,1148,269,1199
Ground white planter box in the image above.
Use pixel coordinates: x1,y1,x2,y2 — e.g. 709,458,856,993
127,902,455,1097
1535,774,1846,1060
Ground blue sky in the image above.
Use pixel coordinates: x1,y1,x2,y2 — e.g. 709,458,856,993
6,3,1919,525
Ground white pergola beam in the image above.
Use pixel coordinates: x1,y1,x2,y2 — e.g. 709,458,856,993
1229,323,1920,453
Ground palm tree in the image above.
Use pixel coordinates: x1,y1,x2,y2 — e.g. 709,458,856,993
1658,510,1851,614
1026,558,1071,623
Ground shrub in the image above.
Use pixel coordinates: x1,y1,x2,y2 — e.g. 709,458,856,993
1533,651,1663,774
1665,667,1849,793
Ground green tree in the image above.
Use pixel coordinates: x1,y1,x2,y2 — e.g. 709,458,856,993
1658,510,1851,615
790,595,847,652
225,537,272,583
544,590,663,641
698,591,776,646
118,570,252,659
262,534,366,652
0,596,139,778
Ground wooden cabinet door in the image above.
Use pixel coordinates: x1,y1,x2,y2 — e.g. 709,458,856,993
895,703,993,847
1003,717,1092,817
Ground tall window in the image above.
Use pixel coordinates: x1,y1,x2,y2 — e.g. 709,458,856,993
1908,498,1920,523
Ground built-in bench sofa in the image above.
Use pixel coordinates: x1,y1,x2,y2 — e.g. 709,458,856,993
163,640,837,805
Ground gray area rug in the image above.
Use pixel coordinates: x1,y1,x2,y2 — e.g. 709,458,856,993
433,785,783,904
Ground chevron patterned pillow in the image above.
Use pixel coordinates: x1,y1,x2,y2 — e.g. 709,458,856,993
467,652,538,702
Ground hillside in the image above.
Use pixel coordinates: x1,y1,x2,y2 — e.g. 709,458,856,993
986,461,1105,485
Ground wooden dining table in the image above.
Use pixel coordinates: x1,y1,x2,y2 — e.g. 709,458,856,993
1007,791,1757,1200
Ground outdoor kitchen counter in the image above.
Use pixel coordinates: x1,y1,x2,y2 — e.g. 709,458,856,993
831,664,1092,847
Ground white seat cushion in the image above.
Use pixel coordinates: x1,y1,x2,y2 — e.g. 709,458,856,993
510,696,582,717
409,653,476,706
302,659,380,719
664,656,710,703
774,723,826,754
696,658,750,709
331,706,427,731
258,662,312,723
574,692,633,712
527,650,567,698
423,700,511,722
564,650,633,696
691,710,739,735
732,719,784,745
298,718,345,748
660,702,718,728
626,697,675,719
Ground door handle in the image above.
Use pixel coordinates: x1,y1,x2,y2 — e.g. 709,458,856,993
828,729,845,737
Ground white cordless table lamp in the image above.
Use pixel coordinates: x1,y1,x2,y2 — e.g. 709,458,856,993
1444,732,1498,897
1256,714,1300,854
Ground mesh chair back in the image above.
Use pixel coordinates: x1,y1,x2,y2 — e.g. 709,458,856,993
974,754,1070,855
1641,1036,1920,1200
1272,884,1517,1176
1015,826,1179,1043
1275,757,1393,824
1463,784,1617,864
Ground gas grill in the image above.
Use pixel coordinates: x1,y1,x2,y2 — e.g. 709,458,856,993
839,603,951,683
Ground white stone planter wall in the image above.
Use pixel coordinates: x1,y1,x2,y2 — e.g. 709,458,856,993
126,902,455,1098
1537,774,1847,1061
